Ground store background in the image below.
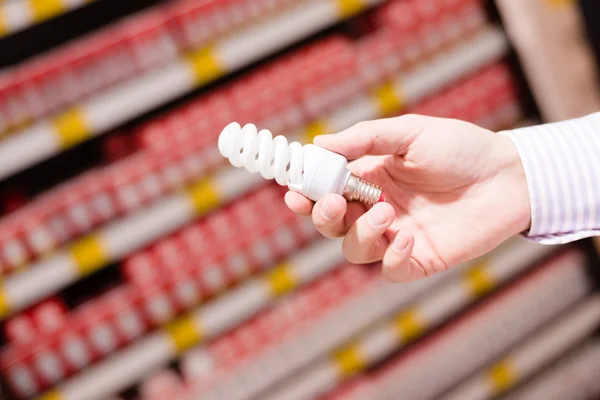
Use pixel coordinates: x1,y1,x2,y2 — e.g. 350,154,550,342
0,0,598,399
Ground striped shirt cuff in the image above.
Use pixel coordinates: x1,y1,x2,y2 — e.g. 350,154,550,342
499,112,600,245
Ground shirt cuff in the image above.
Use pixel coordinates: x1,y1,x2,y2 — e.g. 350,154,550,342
498,112,600,245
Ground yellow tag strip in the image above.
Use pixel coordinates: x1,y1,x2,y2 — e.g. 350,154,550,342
333,344,366,377
373,82,404,116
545,0,574,7
393,309,424,343
267,263,297,296
0,283,10,319
487,359,517,393
335,0,367,18
0,9,6,36
165,315,204,354
186,46,225,86
35,389,64,400
302,120,329,143
69,235,108,276
464,261,494,298
30,0,64,22
186,178,222,216
54,108,90,149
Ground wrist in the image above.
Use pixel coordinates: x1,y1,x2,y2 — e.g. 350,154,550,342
494,133,532,236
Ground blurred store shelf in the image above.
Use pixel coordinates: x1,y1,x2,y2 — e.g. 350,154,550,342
322,248,593,400
0,0,297,136
0,185,320,396
34,238,345,400
0,0,386,181
441,294,600,400
260,239,562,400
0,1,598,399
503,338,600,400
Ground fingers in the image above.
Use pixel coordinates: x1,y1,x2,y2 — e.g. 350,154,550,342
285,191,313,217
381,232,420,282
342,202,395,264
312,194,346,238
286,189,445,283
313,114,428,160
285,191,368,238
311,194,366,238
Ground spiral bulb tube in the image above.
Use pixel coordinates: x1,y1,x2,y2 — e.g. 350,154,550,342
218,122,385,205
218,122,304,187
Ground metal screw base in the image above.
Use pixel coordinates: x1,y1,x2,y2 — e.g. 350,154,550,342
343,174,383,206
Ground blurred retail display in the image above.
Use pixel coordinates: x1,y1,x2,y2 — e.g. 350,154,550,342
0,0,597,400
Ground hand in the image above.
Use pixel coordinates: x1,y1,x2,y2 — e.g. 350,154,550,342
285,114,531,282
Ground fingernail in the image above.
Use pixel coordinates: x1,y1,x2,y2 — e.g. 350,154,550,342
367,210,389,227
392,235,409,252
320,199,336,221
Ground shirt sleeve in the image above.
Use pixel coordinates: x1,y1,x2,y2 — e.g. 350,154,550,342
498,112,600,245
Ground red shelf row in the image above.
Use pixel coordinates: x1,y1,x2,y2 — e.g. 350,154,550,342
141,264,376,400
0,184,317,397
0,0,296,136
323,249,591,400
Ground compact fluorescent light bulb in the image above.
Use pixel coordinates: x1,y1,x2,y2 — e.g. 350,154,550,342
218,122,385,205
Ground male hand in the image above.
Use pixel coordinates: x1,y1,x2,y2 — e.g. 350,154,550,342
285,114,531,282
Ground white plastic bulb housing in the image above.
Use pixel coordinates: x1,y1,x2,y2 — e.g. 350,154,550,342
292,143,350,201
218,122,383,205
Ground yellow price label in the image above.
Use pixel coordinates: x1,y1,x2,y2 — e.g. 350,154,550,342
186,46,225,86
488,359,517,393
0,9,7,36
70,235,108,276
303,120,329,143
186,178,221,216
0,283,10,318
373,82,404,116
165,315,204,353
465,261,494,298
335,0,367,18
333,344,366,377
54,108,90,149
35,389,64,400
267,263,297,296
30,0,64,21
394,309,424,343
545,0,575,7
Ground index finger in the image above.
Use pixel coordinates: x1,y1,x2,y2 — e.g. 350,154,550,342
313,114,428,160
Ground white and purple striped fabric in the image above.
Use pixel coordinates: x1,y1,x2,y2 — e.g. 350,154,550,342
500,112,600,245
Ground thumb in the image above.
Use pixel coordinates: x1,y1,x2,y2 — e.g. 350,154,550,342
313,114,427,160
